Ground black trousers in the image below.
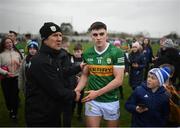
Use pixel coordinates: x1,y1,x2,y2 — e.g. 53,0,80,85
1,76,19,115
62,101,73,127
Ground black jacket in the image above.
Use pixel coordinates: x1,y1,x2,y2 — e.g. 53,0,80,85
25,44,77,126
58,48,81,90
154,48,180,86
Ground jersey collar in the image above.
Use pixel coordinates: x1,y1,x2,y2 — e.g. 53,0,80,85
94,43,110,55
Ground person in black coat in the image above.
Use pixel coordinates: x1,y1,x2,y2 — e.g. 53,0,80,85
154,39,180,89
25,22,81,127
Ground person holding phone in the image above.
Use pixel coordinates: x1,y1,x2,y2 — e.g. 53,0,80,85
125,66,171,127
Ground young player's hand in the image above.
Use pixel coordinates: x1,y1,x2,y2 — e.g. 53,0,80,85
76,76,81,83
136,105,148,113
81,90,99,102
75,90,81,101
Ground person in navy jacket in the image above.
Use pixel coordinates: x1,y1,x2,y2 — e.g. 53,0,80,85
125,66,170,127
127,41,146,90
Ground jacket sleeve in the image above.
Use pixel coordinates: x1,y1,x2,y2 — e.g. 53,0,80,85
125,89,138,114
31,60,76,102
63,65,81,76
137,53,146,69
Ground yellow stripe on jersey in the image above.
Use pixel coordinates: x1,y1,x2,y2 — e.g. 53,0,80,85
88,65,113,76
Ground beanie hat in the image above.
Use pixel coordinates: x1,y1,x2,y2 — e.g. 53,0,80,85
132,41,140,49
149,67,171,86
39,22,62,40
27,40,39,50
162,39,174,48
113,40,121,47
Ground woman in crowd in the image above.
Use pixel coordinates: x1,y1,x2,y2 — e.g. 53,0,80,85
0,37,22,120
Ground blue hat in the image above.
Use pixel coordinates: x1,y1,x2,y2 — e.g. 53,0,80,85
27,41,38,50
149,67,171,86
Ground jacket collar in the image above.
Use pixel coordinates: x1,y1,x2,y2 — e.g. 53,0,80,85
142,82,166,94
39,44,60,57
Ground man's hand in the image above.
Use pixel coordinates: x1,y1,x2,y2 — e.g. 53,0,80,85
80,62,87,70
81,90,99,102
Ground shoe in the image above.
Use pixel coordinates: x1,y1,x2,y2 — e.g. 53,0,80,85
10,115,17,120
9,110,17,120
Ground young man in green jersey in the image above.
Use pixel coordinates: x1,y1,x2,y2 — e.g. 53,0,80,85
75,21,125,127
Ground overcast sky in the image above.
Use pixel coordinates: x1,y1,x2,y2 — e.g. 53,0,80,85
0,0,179,37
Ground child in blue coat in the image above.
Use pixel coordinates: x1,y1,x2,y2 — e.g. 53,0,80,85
125,66,171,127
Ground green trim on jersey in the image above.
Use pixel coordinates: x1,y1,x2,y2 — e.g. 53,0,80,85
83,43,124,102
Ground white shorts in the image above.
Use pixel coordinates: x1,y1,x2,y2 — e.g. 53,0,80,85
85,100,120,120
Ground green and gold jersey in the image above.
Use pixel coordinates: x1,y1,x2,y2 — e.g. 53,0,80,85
83,43,124,102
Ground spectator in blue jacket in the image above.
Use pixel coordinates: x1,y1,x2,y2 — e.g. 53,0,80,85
125,66,171,127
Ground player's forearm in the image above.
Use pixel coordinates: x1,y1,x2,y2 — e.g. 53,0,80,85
75,74,88,92
97,76,123,97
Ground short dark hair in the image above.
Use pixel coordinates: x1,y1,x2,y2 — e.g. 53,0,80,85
9,30,17,36
88,21,107,32
25,33,32,38
74,43,83,50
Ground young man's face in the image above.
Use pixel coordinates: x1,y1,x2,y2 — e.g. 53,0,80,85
147,73,160,89
44,32,62,51
90,28,108,48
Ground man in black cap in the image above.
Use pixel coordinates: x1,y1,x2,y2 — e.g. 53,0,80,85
25,22,81,126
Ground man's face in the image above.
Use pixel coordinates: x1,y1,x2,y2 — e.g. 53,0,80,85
8,33,16,43
90,28,108,48
44,32,62,51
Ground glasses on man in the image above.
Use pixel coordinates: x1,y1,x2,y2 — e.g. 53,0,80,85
92,32,105,37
